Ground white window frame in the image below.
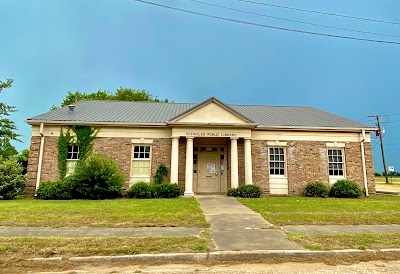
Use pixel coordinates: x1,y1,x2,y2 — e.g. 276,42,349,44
130,144,152,185
269,146,287,177
66,145,79,176
327,148,346,184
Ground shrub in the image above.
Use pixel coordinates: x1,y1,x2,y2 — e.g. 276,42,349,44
329,180,362,198
0,157,26,200
36,179,74,200
304,181,330,198
154,164,169,184
126,182,152,199
152,182,182,198
127,182,182,199
374,172,381,176
227,185,261,198
227,188,238,197
70,154,124,199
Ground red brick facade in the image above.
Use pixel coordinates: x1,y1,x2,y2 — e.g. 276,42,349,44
26,135,375,196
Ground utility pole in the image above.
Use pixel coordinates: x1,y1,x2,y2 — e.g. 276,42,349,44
369,115,389,183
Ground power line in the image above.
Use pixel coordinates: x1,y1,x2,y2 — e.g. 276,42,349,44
189,0,400,38
133,0,400,45
237,0,400,26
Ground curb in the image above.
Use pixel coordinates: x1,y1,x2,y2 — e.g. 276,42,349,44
28,249,400,264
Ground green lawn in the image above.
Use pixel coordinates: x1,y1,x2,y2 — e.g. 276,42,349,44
288,233,400,250
0,236,211,257
0,198,208,228
238,196,400,225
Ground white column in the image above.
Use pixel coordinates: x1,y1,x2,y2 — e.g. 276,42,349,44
244,138,253,185
184,137,194,196
230,137,239,189
170,137,179,184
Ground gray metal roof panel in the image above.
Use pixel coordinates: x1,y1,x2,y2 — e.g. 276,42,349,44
27,100,372,129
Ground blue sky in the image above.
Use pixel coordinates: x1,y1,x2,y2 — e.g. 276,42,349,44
1,0,399,172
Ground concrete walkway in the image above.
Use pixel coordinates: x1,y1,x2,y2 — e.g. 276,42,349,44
196,195,304,251
282,224,400,234
0,226,202,238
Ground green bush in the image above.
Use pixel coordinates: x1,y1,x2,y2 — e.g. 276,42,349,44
154,164,169,184
126,182,152,199
0,157,26,200
127,182,182,199
374,172,381,176
227,188,238,197
70,154,124,199
36,179,74,200
304,181,330,198
227,185,261,198
152,182,182,198
329,180,362,198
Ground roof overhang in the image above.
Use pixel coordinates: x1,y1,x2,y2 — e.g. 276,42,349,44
25,120,168,128
255,125,376,132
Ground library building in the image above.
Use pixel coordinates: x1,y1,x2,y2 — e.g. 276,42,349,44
26,97,376,196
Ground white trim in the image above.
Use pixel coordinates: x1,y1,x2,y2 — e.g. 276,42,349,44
326,142,346,148
35,123,45,193
131,138,153,144
267,141,287,146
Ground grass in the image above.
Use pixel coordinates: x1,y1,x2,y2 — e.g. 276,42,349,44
288,233,400,250
375,176,400,191
238,195,400,225
0,198,208,228
0,235,211,258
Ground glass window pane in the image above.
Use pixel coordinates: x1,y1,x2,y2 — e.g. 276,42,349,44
280,155,284,161
134,146,139,152
279,148,284,154
338,150,342,156
333,150,337,156
274,148,279,154
280,163,285,168
270,148,274,154
275,155,280,161
279,169,285,175
270,155,274,161
328,150,332,155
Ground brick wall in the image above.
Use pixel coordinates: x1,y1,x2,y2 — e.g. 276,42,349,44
150,138,172,181
92,137,132,188
25,134,375,196
286,141,329,195
251,140,270,194
345,142,375,194
178,138,187,190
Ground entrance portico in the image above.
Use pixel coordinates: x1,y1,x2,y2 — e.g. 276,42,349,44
167,98,257,196
169,133,254,196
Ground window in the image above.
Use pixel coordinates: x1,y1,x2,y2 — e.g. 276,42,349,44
66,145,79,176
131,145,151,176
328,149,344,176
269,147,285,175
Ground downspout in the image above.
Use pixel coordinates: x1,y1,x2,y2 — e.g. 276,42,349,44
360,129,369,196
35,123,45,194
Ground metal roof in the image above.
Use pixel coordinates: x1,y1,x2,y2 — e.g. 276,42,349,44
26,99,372,129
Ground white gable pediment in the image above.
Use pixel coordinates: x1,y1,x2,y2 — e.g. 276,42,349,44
173,101,250,124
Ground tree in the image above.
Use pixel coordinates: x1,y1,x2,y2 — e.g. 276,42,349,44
15,149,29,175
52,87,168,109
0,139,17,158
0,79,20,150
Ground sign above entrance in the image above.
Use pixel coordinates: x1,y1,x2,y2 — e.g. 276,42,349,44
186,132,237,137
